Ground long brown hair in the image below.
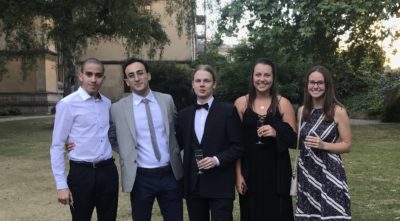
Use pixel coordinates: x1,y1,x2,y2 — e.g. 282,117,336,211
302,65,344,121
248,58,278,116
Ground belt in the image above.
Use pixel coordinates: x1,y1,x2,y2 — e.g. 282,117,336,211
137,165,172,174
70,158,115,168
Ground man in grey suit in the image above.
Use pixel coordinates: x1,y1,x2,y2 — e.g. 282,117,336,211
109,58,183,221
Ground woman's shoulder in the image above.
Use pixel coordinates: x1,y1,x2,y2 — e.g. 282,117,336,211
277,95,291,105
334,105,349,120
334,105,347,115
277,96,294,112
234,95,248,108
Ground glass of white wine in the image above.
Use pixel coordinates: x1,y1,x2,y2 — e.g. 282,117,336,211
194,149,204,174
256,116,265,144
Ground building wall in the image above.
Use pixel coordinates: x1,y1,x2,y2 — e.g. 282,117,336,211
0,53,62,114
0,0,193,113
81,0,194,101
100,64,125,101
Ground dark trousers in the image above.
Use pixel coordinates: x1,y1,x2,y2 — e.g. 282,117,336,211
67,159,119,221
130,169,183,221
186,194,233,221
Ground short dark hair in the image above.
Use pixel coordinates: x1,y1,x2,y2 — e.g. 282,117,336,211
81,58,104,73
122,58,149,77
192,64,216,82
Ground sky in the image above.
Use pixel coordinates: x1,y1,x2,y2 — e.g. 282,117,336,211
381,17,400,69
197,0,400,69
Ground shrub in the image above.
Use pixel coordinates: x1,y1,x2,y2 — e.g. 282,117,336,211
0,107,22,116
381,86,400,122
148,61,193,110
345,72,400,119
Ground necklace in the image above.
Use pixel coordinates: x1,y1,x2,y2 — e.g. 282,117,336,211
260,106,265,109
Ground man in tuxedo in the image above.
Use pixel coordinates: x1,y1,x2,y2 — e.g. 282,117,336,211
176,64,244,221
109,58,183,221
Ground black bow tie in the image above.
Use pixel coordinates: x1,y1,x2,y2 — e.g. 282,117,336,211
195,103,209,110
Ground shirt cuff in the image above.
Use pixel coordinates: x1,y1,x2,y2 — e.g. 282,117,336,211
56,182,69,190
213,156,220,167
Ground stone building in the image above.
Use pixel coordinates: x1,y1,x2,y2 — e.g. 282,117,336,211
0,0,195,114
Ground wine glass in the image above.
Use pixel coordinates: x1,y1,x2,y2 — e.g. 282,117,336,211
304,129,318,156
194,149,204,174
256,116,265,144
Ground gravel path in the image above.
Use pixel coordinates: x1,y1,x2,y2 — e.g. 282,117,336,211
350,119,382,125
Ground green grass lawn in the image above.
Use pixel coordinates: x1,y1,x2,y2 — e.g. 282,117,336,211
0,117,399,220
344,124,400,220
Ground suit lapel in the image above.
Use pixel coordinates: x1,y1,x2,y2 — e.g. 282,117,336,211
188,105,198,148
154,92,170,136
123,95,136,140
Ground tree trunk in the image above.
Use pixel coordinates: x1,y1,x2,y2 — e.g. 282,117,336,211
62,48,78,97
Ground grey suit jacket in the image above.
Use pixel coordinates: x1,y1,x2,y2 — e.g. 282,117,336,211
109,91,183,192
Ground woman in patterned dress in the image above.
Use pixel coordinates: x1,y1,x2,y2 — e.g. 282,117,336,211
295,65,352,220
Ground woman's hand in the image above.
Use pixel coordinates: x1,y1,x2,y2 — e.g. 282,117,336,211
236,174,247,195
257,125,276,138
304,135,325,150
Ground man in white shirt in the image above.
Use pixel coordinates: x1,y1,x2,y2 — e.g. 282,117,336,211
50,58,118,221
108,58,183,221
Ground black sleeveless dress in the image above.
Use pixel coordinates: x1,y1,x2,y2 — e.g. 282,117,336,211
239,107,294,221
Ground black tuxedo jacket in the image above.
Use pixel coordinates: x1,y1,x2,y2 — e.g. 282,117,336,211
176,100,244,199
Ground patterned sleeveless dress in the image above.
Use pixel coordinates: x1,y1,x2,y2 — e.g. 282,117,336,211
295,109,351,220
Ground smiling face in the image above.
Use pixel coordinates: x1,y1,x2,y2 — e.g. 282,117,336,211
307,71,326,99
253,63,274,94
78,62,105,97
192,69,216,103
124,62,151,97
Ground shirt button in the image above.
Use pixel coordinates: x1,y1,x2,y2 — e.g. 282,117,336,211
134,160,137,164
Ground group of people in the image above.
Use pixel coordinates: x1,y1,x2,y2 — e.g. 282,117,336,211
50,57,352,221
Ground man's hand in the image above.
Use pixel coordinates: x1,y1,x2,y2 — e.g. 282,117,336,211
197,157,218,170
65,142,75,152
57,188,72,206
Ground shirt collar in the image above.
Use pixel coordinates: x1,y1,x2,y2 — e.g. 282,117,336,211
132,90,156,106
197,96,214,107
77,87,102,101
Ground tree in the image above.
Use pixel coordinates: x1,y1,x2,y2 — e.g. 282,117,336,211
0,0,196,95
217,0,400,102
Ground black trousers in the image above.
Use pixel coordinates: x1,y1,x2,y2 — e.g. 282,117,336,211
186,194,233,221
67,159,119,221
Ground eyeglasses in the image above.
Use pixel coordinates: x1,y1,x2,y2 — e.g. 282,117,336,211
308,81,325,87
126,71,146,79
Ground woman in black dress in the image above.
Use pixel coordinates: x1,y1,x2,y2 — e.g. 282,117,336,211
234,58,297,221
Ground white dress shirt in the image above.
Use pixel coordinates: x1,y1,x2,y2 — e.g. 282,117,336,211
194,97,214,143
50,87,113,190
194,96,220,166
132,91,170,168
